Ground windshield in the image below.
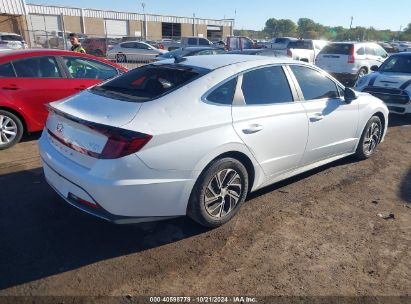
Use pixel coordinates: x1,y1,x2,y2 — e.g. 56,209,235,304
379,55,411,73
1,35,23,42
288,40,312,50
91,64,210,102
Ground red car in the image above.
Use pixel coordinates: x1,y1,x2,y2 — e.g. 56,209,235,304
0,49,127,149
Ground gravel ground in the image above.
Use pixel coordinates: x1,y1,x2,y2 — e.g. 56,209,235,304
0,115,410,297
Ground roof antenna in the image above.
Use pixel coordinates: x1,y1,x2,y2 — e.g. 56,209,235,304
173,55,187,63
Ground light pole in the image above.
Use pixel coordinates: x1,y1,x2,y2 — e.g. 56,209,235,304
141,2,146,39
398,25,403,41
233,9,237,36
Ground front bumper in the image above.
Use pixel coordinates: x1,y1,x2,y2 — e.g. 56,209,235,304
39,131,196,223
362,86,411,114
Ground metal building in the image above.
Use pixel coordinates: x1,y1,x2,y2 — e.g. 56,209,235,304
0,0,234,47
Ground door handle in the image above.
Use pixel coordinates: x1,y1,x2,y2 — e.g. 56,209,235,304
242,124,264,134
310,113,324,122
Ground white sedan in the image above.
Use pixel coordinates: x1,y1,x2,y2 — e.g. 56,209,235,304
107,41,167,63
39,55,388,227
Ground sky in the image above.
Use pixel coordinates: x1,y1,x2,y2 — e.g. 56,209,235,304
28,0,411,31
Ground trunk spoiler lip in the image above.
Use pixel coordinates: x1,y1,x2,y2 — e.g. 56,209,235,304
46,104,144,139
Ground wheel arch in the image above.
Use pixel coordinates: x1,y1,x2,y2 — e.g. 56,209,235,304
0,106,27,134
373,111,386,141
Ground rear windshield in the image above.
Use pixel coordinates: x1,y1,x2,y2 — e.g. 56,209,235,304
1,35,23,42
91,64,210,102
288,40,312,49
320,44,353,55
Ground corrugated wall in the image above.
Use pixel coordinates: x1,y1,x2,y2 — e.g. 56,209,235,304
0,0,25,14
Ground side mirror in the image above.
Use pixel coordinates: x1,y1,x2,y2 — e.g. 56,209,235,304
344,87,358,103
370,65,379,72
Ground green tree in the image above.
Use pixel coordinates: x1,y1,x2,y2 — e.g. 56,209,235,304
264,18,297,38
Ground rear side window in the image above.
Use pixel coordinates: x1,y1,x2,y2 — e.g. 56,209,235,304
356,47,365,55
320,44,353,55
187,38,197,45
13,56,61,78
63,57,118,80
121,42,135,48
0,62,15,77
207,78,237,105
290,65,339,100
92,64,209,102
241,66,293,105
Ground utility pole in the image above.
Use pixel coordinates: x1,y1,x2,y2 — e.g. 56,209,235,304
141,2,146,39
398,25,403,41
349,16,353,29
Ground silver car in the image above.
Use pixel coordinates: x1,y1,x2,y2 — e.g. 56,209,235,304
107,41,167,63
39,55,388,227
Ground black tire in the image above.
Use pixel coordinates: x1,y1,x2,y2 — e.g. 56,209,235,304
0,110,24,150
187,157,249,228
116,53,127,63
355,116,382,160
357,67,368,81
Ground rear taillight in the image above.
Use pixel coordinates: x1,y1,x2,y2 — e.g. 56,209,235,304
87,125,152,159
287,48,292,57
348,46,355,64
159,44,164,50
100,132,152,159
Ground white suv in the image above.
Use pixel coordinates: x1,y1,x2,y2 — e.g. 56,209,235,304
315,42,388,86
0,32,28,50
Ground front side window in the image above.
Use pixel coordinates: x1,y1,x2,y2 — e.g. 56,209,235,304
374,46,388,58
199,38,210,46
290,65,339,100
0,62,15,77
91,64,210,102
121,42,135,49
137,43,150,50
63,57,118,80
207,78,237,105
13,56,61,78
241,66,293,105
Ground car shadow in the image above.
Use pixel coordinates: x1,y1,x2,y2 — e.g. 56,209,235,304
399,167,411,204
248,155,358,200
0,167,208,290
20,131,42,143
388,114,411,127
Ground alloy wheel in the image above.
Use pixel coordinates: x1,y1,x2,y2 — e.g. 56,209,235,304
363,122,381,154
0,114,18,146
204,169,242,218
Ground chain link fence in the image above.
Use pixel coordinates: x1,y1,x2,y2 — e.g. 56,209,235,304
23,30,182,70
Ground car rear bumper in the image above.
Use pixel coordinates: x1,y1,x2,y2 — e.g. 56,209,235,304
39,131,196,223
